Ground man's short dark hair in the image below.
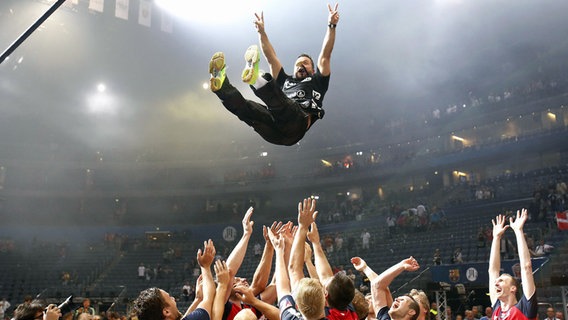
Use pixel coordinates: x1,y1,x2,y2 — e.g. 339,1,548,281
327,272,355,310
133,287,166,320
14,301,44,320
297,53,315,70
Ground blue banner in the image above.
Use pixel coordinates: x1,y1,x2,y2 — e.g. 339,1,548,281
430,257,547,285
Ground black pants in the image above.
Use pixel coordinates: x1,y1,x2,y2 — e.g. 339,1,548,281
214,76,310,146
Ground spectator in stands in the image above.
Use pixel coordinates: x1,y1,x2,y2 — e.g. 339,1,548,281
488,209,537,320
544,307,560,320
335,232,344,252
14,301,61,320
74,299,95,320
479,307,492,320
433,249,442,265
533,239,554,256
138,263,145,280
471,306,480,320
133,239,216,320
182,281,193,302
554,311,563,320
475,227,487,261
361,229,371,251
428,302,437,320
463,310,477,320
0,297,11,320
446,306,454,320
387,215,397,237
451,248,463,264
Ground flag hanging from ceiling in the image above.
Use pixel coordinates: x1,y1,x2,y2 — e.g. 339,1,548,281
115,0,129,20
138,0,152,27
161,11,173,33
88,0,104,12
556,211,568,230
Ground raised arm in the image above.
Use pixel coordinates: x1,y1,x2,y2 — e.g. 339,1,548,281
317,3,339,76
267,225,290,301
253,12,282,77
189,240,216,317
211,260,231,320
250,225,275,296
509,209,536,299
289,198,317,290
371,257,419,312
304,242,319,281
488,214,508,306
307,221,334,285
351,256,379,282
226,207,254,281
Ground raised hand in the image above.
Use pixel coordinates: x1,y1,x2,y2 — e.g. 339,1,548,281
242,207,254,236
253,11,265,34
327,3,339,25
350,257,368,272
492,214,509,239
298,198,318,228
307,222,321,244
509,208,528,233
44,304,61,320
401,256,420,272
214,260,230,286
197,239,216,268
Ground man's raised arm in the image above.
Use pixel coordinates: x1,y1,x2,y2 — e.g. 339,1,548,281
317,3,340,76
253,11,282,77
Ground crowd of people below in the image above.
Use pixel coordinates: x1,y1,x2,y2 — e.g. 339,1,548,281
3,198,565,320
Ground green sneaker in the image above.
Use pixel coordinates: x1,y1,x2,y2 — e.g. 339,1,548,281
209,52,226,92
241,45,260,85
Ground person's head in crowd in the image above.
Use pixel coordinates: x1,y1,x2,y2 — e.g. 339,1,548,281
388,295,420,320
13,301,44,320
81,299,91,309
133,287,181,320
14,300,61,320
484,307,492,318
326,272,356,310
456,315,463,320
351,289,369,320
555,311,564,320
77,313,93,320
233,309,257,320
409,289,430,320
472,306,480,319
546,308,556,319
295,278,326,320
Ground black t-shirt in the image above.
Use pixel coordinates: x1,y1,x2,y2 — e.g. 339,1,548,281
276,68,330,119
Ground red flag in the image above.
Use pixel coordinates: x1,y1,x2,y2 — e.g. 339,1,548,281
556,211,568,230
